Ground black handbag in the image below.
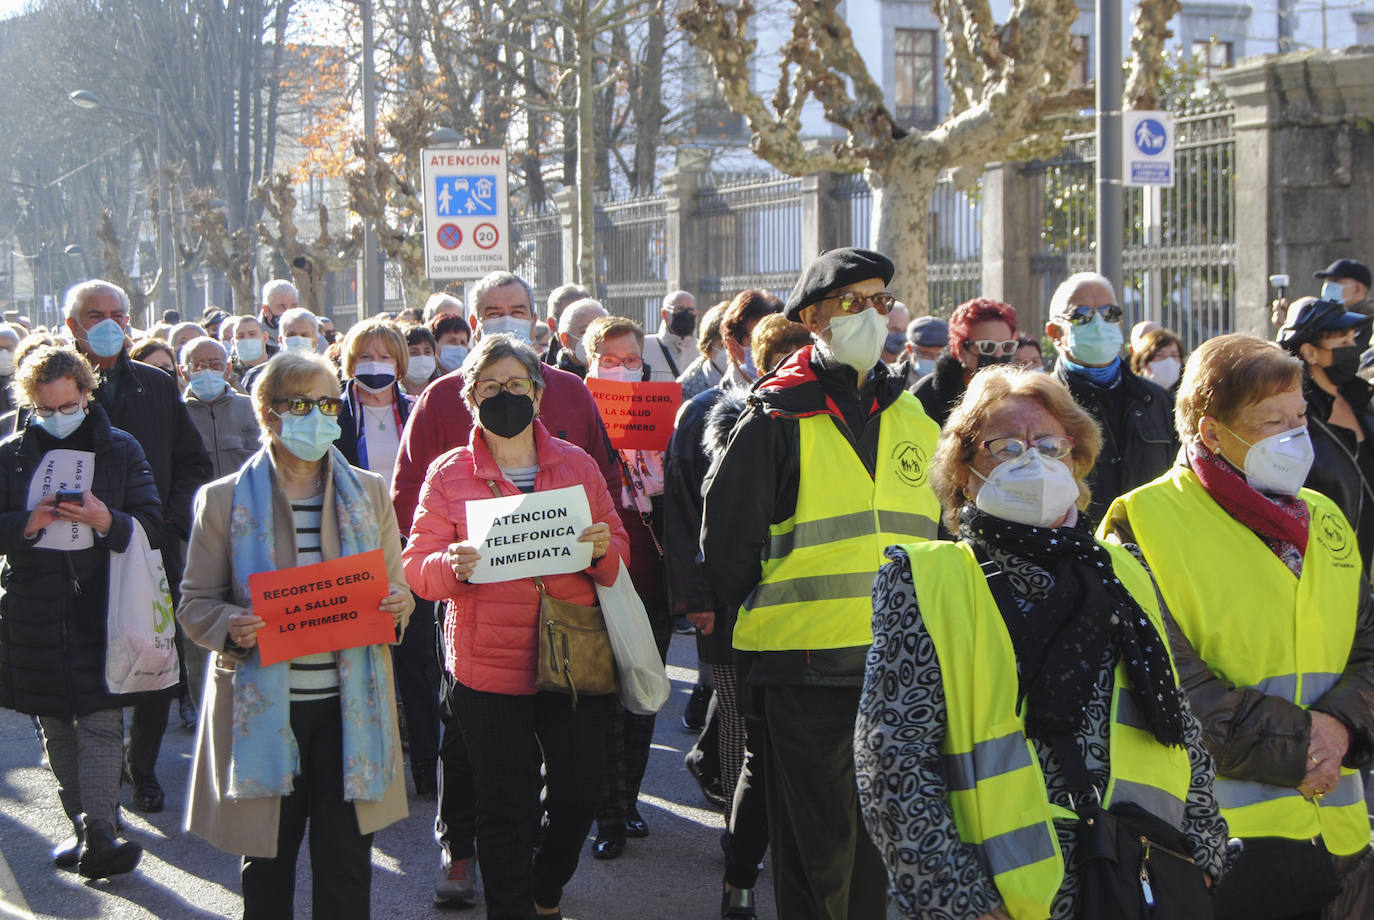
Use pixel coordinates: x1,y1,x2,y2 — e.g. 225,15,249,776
1208,836,1340,920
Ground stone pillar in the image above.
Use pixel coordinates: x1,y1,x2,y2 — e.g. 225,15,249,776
552,187,579,291
1217,49,1374,337
800,170,840,264
662,148,710,297
979,161,1037,326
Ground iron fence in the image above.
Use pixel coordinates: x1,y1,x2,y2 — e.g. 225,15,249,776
595,190,668,325
512,201,563,313
694,171,804,305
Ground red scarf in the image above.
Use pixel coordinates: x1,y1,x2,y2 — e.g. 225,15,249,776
1187,442,1309,574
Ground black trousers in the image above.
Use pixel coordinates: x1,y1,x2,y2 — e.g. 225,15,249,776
452,681,610,920
594,608,671,833
241,698,374,920
434,637,477,862
393,595,441,778
761,684,889,920
724,705,770,890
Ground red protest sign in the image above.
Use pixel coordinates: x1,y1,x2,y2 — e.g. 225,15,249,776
585,378,682,450
248,549,393,667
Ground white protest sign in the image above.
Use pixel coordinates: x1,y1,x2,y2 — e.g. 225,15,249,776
1123,111,1175,188
26,448,96,550
464,485,594,584
421,147,510,279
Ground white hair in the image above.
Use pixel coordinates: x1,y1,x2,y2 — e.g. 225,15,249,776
261,278,298,304
558,298,608,335
179,335,227,367
662,290,695,311
423,292,465,322
467,271,533,319
1049,272,1117,321
278,306,319,336
64,279,130,322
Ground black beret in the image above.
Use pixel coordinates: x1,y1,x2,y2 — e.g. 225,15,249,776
784,247,895,321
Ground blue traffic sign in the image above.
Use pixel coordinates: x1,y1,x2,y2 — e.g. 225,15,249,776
434,175,499,216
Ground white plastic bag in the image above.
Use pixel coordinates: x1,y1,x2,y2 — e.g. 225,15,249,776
105,520,179,695
595,560,671,715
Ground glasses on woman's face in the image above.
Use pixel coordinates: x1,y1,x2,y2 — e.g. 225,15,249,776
1061,304,1125,325
980,435,1075,461
596,354,643,370
966,339,1019,357
272,395,344,417
473,377,534,400
825,291,897,316
33,399,84,419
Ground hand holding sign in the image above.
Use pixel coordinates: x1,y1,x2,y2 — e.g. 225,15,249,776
248,549,395,667
463,485,595,584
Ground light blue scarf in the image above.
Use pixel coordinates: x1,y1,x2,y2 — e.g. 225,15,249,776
226,445,398,801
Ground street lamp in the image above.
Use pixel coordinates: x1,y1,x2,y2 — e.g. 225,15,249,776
69,88,177,321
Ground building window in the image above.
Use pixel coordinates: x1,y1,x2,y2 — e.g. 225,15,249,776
894,28,938,128
1192,40,1233,82
1069,35,1090,87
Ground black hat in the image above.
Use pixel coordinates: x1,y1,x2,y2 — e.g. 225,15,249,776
907,316,949,348
1277,297,1372,351
1314,258,1372,289
784,247,895,321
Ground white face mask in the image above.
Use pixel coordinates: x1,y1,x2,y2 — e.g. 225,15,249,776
823,307,887,373
710,348,727,375
1221,423,1314,497
406,354,437,383
1146,356,1181,390
481,315,531,344
593,363,641,383
971,450,1080,528
283,334,315,354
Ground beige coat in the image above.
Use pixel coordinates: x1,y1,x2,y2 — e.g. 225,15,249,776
176,452,414,858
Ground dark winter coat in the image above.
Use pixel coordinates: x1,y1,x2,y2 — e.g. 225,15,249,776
0,403,165,717
910,354,967,428
1303,375,1374,574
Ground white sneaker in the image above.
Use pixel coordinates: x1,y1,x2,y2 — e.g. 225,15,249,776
434,854,479,907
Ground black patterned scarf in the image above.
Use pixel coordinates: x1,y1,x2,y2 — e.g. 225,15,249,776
958,506,1186,747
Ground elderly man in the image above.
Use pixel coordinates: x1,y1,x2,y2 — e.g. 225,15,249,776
423,291,465,324
879,301,910,364
392,269,628,909
179,336,260,479
555,297,610,379
62,280,212,814
544,282,593,365
257,278,297,348
644,290,700,382
701,249,940,920
894,314,947,388
168,321,204,358
0,322,18,413
1047,272,1175,521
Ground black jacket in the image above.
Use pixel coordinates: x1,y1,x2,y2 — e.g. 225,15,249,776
910,354,967,428
700,346,910,687
1303,375,1374,574
0,404,165,717
1054,360,1177,524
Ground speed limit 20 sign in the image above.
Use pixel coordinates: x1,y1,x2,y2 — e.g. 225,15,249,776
421,147,510,279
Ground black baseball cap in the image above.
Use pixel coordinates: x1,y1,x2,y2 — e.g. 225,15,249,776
1314,259,1372,289
1277,297,1372,351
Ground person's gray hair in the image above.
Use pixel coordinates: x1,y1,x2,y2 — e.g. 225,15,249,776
278,306,319,336
467,271,533,319
63,280,130,322
179,335,227,367
0,324,19,347
261,278,298,304
662,289,695,311
459,333,545,414
548,283,592,320
423,292,465,322
558,298,608,335
169,321,203,347
1049,272,1116,321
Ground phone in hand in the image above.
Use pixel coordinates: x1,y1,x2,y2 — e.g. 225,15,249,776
54,489,83,506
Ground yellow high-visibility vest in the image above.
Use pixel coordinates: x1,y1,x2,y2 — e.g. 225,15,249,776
1103,467,1370,856
903,539,1193,920
733,392,940,651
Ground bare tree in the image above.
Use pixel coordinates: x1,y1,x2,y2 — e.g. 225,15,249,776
256,175,362,313
680,0,1175,311
96,209,158,321
184,188,258,312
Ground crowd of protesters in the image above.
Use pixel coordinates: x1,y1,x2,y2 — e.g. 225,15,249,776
0,252,1371,920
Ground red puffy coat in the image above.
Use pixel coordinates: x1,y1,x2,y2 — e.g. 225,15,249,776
402,420,628,695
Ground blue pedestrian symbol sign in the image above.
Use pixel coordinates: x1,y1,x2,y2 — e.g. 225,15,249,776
1122,111,1174,188
434,175,498,216
1132,118,1168,155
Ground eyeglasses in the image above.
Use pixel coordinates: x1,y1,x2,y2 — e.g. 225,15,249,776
271,396,344,417
596,355,643,370
966,339,1019,357
33,400,84,419
980,435,1075,461
187,360,227,372
824,291,897,316
473,377,534,399
1059,304,1125,325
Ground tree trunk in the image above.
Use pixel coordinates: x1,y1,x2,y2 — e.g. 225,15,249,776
576,21,597,286
869,161,939,316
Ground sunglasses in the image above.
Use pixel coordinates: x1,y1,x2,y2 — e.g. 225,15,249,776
980,435,1075,462
966,339,1019,357
1060,304,1125,326
824,291,897,316
272,396,344,417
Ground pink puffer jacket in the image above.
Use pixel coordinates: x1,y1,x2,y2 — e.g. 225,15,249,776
402,420,629,695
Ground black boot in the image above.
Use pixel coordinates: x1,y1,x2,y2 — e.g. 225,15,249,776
51,819,82,869
77,818,141,879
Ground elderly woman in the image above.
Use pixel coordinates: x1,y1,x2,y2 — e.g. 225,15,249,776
1102,333,1374,920
1130,326,1185,393
857,365,1227,920
0,344,162,878
130,337,179,381
402,323,440,396
178,351,414,918
430,313,471,374
912,297,1019,427
403,333,628,920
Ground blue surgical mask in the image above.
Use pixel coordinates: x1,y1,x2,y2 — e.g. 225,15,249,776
33,403,88,439
273,407,341,462
282,334,315,354
438,344,468,372
188,369,227,402
914,357,938,377
236,338,265,364
480,316,531,343
742,350,758,379
82,318,127,358
1063,314,1124,366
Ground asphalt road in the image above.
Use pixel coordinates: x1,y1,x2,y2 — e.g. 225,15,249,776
0,635,777,919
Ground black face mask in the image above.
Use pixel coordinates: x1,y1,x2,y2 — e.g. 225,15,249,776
668,308,696,337
975,353,1014,370
478,390,535,439
1324,344,1361,386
